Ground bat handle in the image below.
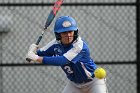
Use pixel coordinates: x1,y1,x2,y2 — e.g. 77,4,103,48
36,27,47,45
36,35,43,45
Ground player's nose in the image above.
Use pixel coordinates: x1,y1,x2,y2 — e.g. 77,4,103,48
67,33,71,37
67,31,73,36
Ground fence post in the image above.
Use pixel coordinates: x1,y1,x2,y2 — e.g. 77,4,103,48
137,0,140,93
0,33,3,93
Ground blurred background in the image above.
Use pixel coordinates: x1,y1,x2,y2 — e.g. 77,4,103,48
0,0,139,93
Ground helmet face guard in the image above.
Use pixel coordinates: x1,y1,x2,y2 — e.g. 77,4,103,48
55,30,78,41
54,16,78,41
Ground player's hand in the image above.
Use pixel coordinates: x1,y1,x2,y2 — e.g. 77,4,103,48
28,44,38,53
26,51,39,62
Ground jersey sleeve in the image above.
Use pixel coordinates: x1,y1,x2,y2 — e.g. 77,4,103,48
37,47,54,56
42,56,69,66
37,39,56,56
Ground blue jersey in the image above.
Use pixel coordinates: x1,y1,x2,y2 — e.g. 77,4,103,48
37,37,97,84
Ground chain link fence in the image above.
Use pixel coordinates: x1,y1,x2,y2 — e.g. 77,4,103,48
0,0,138,93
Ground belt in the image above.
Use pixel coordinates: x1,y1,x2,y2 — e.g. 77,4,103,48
77,74,95,84
82,79,92,83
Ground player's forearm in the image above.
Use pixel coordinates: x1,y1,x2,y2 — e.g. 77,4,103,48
42,56,69,66
26,50,68,65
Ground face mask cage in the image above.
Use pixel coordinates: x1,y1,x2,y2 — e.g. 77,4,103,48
54,30,78,41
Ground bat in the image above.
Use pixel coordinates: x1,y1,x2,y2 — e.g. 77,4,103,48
26,0,64,62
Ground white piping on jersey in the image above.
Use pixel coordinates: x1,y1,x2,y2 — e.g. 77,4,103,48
40,39,58,51
63,37,83,61
81,62,92,79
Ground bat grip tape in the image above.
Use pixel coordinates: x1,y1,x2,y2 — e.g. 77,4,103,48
36,35,42,45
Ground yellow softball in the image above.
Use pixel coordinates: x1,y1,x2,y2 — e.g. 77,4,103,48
94,67,106,79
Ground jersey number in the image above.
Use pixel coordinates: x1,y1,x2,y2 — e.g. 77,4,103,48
64,66,73,74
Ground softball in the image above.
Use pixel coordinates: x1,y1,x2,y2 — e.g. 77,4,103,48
94,67,106,79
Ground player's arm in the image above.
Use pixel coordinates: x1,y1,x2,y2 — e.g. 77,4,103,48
37,56,69,66
26,43,54,60
26,39,56,60
37,39,56,56
27,52,69,66
28,47,84,65
26,42,69,65
37,46,54,57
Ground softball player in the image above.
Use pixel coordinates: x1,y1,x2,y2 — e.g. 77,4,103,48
26,16,108,93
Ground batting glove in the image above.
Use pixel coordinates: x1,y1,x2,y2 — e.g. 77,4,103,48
26,51,39,62
28,44,38,53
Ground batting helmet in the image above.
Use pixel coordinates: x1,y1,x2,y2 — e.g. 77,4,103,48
54,16,78,40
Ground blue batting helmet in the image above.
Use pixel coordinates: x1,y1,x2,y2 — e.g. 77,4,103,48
54,16,78,33
54,16,78,40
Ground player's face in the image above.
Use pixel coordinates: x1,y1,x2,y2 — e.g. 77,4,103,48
60,31,74,45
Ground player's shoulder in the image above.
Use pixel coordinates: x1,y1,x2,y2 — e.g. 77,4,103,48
75,36,89,48
73,36,83,49
72,36,89,51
